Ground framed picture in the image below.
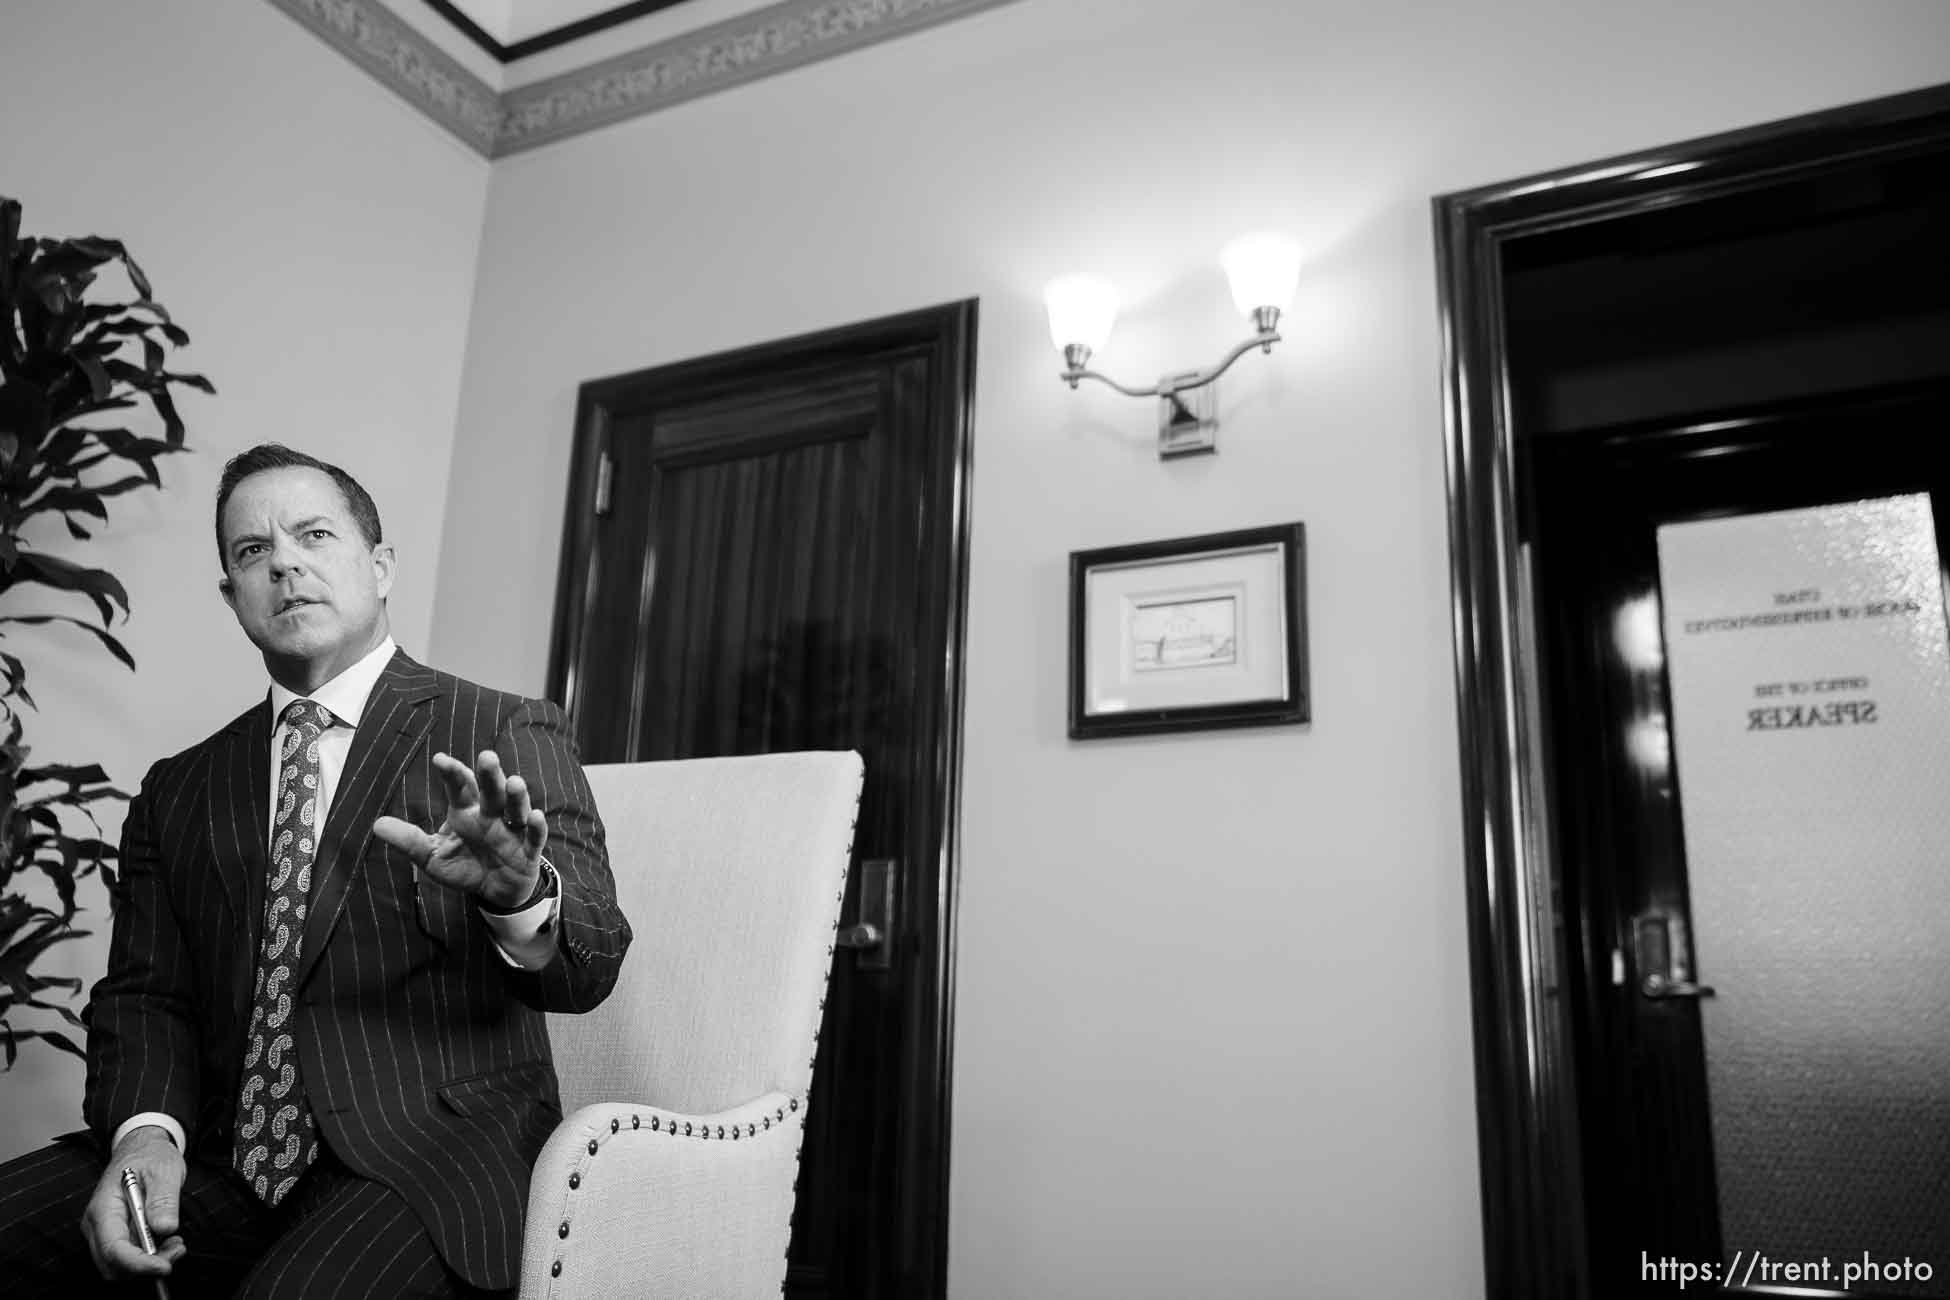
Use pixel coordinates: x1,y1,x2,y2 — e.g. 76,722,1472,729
1068,522,1309,739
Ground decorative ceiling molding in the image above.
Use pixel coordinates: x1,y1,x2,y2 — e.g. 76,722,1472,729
498,0,1018,155
422,0,696,64
269,0,503,154
268,0,1022,159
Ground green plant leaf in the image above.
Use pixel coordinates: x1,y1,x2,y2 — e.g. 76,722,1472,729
150,385,183,444
20,803,61,832
45,238,123,274
75,426,174,485
62,235,127,263
23,486,109,522
0,551,129,625
0,915,89,993
21,788,129,814
74,354,111,401
24,973,82,996
0,907,57,957
23,996,84,1028
18,763,112,788
0,1026,87,1067
0,615,135,669
49,396,137,427
120,252,153,301
0,198,20,298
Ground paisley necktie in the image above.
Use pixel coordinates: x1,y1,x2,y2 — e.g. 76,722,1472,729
233,698,333,1204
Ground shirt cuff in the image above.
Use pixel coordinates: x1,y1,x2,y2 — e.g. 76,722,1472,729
112,1112,186,1153
478,858,562,970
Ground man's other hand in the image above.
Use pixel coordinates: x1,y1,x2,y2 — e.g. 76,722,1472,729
373,749,547,910
83,1125,187,1280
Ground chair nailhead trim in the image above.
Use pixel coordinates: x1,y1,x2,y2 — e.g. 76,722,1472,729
569,1172,580,1189
551,1261,562,1278
559,1221,570,1239
652,1117,661,1131
587,1139,598,1155
632,1115,640,1129
610,1118,619,1133
684,1123,693,1135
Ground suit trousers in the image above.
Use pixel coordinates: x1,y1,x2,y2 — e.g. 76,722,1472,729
0,1136,513,1299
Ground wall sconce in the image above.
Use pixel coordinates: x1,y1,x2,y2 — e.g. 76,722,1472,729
1046,233,1300,459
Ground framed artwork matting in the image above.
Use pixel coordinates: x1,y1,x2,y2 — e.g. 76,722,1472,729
1068,522,1309,739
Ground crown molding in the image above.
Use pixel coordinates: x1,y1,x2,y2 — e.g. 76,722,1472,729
268,0,503,154
268,0,1023,159
421,0,695,64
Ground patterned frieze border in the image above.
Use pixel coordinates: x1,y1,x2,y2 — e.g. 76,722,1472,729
493,0,1023,156
267,0,1024,159
268,0,503,154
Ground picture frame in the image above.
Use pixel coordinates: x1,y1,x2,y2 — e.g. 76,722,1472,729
1068,522,1309,739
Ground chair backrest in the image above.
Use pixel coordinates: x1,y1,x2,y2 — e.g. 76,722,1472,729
548,751,864,1118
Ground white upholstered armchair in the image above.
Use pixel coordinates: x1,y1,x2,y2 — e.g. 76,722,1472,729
518,751,865,1299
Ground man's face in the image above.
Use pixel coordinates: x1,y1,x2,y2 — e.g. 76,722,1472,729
218,467,394,692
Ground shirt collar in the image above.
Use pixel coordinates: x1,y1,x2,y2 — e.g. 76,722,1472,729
269,635,398,730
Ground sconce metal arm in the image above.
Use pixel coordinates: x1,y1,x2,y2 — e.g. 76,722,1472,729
1061,313,1282,395
1061,366,1165,397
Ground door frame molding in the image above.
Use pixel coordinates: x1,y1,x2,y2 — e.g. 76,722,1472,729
546,300,979,1299
1433,83,1950,1299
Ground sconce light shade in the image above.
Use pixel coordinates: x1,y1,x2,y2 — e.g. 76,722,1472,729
1050,235,1295,459
1221,233,1301,318
1044,273,1119,355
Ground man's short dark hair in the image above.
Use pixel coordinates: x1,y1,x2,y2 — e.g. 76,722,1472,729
214,443,384,568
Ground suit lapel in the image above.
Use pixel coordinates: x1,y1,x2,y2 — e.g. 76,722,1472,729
295,650,441,993
209,698,272,957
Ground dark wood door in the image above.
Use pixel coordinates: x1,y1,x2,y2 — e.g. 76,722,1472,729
1524,381,1950,1298
548,302,976,1299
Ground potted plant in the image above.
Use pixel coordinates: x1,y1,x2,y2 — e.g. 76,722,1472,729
0,196,209,1067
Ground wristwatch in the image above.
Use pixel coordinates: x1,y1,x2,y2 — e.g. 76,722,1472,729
482,855,559,915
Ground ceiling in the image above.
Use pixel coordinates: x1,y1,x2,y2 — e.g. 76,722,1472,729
270,0,1019,157
427,0,701,61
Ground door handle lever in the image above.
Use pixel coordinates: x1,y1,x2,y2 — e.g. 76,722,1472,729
838,858,895,973
1633,909,1715,1002
836,923,883,949
1640,973,1717,999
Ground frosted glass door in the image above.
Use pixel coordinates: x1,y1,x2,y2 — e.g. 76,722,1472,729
1656,494,1950,1296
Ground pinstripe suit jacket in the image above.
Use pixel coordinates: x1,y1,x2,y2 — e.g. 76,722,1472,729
78,649,632,1291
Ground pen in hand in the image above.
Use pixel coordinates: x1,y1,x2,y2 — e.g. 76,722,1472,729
120,1167,172,1300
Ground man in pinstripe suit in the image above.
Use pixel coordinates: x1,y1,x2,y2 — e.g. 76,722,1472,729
0,444,632,1296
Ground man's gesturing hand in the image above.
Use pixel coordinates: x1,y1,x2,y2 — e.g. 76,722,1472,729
83,1126,186,1280
372,750,547,910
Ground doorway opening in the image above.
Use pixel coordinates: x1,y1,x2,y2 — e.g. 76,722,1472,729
1438,86,1950,1299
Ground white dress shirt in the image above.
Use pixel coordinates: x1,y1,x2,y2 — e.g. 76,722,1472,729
114,636,559,1153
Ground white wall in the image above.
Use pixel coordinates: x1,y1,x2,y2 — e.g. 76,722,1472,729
0,1,488,1157
428,2,1950,1295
